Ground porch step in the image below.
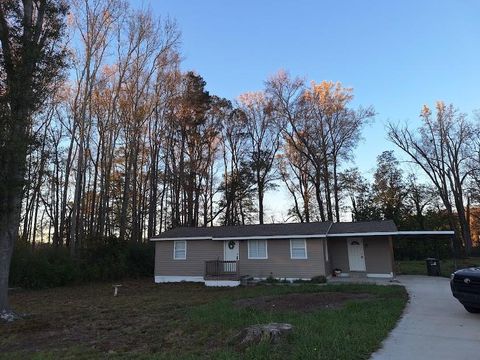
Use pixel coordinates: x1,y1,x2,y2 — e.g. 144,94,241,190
349,272,368,278
204,275,240,281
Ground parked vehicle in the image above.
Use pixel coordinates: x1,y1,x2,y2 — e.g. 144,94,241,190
450,267,480,313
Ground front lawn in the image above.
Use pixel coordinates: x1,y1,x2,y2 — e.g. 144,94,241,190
1,279,407,359
396,257,480,278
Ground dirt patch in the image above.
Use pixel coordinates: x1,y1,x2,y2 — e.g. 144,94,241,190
234,292,372,313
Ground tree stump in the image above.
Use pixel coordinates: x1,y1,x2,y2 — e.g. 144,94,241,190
232,323,293,348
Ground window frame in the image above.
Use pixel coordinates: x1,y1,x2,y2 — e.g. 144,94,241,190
173,240,187,260
290,239,308,259
247,239,268,259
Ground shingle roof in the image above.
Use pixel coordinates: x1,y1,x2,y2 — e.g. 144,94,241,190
328,220,397,234
151,220,398,240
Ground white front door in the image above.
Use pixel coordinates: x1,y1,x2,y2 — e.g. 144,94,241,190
224,240,239,272
347,238,366,272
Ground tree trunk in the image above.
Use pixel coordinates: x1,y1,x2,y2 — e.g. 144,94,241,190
119,146,131,241
70,141,85,255
0,196,20,313
59,131,76,244
313,171,326,222
258,185,264,225
0,109,29,314
332,158,340,222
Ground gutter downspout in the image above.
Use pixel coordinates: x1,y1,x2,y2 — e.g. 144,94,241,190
324,222,334,276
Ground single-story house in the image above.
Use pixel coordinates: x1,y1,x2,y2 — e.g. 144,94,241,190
150,220,454,286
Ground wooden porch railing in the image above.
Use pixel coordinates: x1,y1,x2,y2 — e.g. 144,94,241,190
205,260,239,279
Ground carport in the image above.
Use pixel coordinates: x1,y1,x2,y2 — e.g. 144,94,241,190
392,230,457,272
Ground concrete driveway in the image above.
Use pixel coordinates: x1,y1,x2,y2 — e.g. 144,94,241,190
371,275,480,360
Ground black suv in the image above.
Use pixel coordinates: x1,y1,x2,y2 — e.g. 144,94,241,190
450,267,480,313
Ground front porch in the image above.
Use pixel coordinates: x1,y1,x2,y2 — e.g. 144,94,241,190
204,260,241,287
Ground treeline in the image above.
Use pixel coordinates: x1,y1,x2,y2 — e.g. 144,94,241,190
16,0,480,259
22,0,376,254
10,238,153,289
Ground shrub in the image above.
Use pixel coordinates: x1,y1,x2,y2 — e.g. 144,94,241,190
9,237,154,289
265,274,279,283
310,275,327,284
9,244,79,289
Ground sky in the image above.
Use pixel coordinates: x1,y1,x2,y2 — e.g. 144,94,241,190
132,0,480,220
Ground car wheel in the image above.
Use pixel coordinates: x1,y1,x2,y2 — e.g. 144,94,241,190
463,305,480,313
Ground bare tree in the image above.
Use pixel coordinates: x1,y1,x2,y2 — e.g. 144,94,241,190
68,0,126,253
237,91,280,224
388,102,474,254
277,137,315,222
406,174,436,230
267,71,373,222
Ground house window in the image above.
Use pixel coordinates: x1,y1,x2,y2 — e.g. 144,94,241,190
290,239,307,259
173,240,186,260
248,240,268,259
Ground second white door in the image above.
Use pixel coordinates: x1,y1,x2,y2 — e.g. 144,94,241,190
347,238,366,272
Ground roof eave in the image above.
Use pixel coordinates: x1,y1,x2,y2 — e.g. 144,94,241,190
395,230,455,236
150,236,212,242
149,229,455,241
327,231,399,237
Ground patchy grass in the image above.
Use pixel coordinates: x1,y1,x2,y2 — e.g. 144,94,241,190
0,279,407,359
396,257,480,278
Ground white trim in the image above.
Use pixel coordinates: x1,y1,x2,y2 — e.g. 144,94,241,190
150,230,454,242
248,239,268,259
290,239,307,259
253,277,311,282
329,231,399,237
215,234,326,241
204,280,240,287
154,276,204,283
367,273,394,278
334,273,393,279
328,230,455,237
395,231,455,236
151,236,212,241
173,240,187,260
152,234,326,241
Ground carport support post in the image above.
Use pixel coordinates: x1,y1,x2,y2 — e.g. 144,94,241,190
451,234,458,271
389,236,395,277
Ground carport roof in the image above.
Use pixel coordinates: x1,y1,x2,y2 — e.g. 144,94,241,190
149,220,440,241
328,220,397,234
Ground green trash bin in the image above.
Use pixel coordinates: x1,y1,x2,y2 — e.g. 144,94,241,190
426,258,441,276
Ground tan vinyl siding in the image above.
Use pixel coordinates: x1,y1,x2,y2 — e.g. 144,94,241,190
364,236,393,274
155,240,223,276
324,239,331,275
238,239,326,279
153,235,393,279
328,238,350,272
328,236,393,274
